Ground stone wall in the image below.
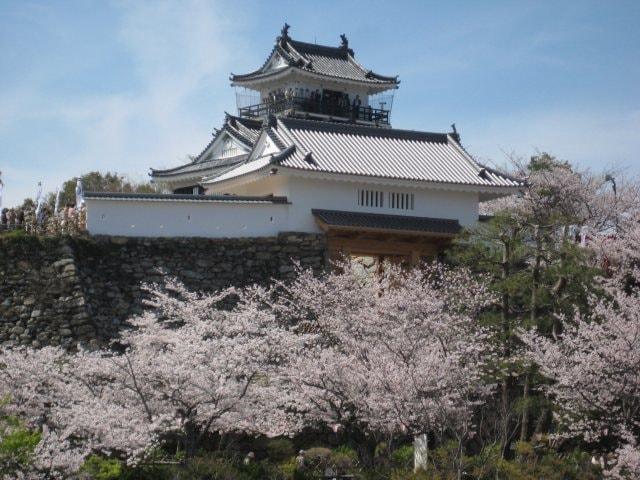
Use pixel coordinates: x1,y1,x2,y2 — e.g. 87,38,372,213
0,233,327,348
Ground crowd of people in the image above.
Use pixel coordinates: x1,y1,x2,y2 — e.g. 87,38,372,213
0,207,26,231
0,203,86,236
261,87,378,120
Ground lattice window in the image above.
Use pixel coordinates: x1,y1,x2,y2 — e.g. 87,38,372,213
357,189,384,208
389,192,414,210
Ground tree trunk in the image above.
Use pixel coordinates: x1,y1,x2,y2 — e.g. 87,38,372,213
521,225,541,443
500,238,512,458
520,372,530,442
533,407,550,437
184,421,198,459
531,224,542,326
348,426,377,469
414,433,428,471
456,437,464,480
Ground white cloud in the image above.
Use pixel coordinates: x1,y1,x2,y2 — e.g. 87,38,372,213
1,0,248,207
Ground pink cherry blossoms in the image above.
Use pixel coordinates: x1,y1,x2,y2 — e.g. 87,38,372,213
0,262,495,477
521,224,640,478
269,261,495,470
0,278,299,477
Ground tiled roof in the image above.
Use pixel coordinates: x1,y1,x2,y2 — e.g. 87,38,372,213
231,35,398,87
150,115,261,180
208,118,520,188
274,118,520,187
150,154,247,178
84,192,289,204
206,156,274,183
225,115,262,146
312,209,461,235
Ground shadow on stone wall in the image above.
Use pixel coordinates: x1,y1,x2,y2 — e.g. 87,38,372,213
0,233,326,348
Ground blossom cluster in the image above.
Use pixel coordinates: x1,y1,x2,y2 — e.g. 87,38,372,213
0,262,492,478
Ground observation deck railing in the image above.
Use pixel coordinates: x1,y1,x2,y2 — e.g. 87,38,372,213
238,96,390,125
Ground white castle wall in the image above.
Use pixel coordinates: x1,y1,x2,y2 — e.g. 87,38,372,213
226,175,479,232
85,199,290,238
86,175,479,238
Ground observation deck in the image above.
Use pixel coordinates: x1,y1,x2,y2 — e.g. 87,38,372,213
238,95,391,126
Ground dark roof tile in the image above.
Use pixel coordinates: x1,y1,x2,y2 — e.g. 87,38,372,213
85,192,288,204
150,114,262,180
312,209,461,235
231,35,398,86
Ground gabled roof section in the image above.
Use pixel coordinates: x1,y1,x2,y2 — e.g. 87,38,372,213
149,155,247,179
230,25,399,88
149,114,262,181
204,117,522,190
224,114,262,146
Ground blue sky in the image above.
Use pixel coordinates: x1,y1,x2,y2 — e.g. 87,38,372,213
1,0,639,207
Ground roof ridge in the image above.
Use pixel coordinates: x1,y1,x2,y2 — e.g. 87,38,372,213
149,154,247,177
224,112,263,126
271,144,297,164
274,118,312,157
476,162,523,184
345,52,377,77
287,39,349,58
280,117,450,142
230,33,398,86
154,114,262,175
266,127,288,150
445,133,484,175
282,41,311,67
444,134,523,186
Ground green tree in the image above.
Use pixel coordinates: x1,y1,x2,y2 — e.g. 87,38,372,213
0,399,41,477
448,154,614,459
56,171,158,207
15,171,158,211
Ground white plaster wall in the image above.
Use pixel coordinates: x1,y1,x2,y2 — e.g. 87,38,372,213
212,175,478,233
277,176,479,233
85,199,290,238
218,175,290,197
88,176,479,238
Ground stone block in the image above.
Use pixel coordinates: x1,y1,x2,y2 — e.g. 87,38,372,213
52,258,74,269
1,233,328,348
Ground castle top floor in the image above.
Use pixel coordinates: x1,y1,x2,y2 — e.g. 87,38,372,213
231,24,399,127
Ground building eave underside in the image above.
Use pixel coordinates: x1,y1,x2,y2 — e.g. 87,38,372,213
231,66,398,91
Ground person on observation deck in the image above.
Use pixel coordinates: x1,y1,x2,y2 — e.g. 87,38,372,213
343,93,351,116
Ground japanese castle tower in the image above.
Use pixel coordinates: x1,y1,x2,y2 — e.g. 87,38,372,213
85,25,520,263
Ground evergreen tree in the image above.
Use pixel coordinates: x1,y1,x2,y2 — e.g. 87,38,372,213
447,154,620,457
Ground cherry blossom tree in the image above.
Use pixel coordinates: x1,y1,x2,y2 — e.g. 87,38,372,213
270,261,495,475
521,262,640,478
0,278,298,476
465,155,640,453
0,262,495,478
